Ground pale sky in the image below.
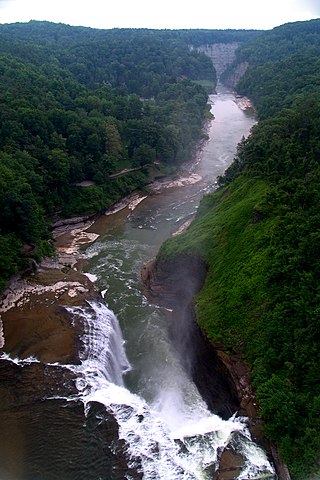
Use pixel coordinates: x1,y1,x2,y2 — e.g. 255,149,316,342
0,0,319,30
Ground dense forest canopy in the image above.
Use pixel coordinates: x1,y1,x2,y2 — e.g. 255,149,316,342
160,17,320,479
223,18,320,119
0,21,262,46
0,22,228,290
0,21,262,291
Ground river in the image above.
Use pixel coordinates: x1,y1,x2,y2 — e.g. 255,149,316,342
80,87,275,478
85,86,256,401
0,87,276,479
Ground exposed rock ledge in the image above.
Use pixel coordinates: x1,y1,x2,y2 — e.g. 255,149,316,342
142,254,240,420
142,253,291,480
0,244,141,479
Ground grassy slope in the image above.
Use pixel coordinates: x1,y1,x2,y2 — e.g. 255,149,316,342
159,175,272,350
158,173,320,478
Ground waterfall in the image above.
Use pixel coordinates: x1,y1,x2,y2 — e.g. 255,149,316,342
0,284,276,479
0,88,277,480
62,300,276,480
0,317,4,348
67,301,131,386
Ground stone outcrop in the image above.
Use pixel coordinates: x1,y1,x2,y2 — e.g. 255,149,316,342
223,61,249,89
194,43,239,81
142,253,293,479
192,43,249,88
142,254,240,419
0,265,98,363
212,446,245,480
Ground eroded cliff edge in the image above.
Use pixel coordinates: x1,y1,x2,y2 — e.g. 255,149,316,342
142,253,264,427
142,252,291,479
141,254,273,479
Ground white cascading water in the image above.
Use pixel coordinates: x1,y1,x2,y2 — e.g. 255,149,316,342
72,300,131,387
0,296,276,479
63,300,275,480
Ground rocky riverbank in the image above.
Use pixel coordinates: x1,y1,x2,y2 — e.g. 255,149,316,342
0,156,207,358
0,264,97,362
0,208,102,360
0,215,145,480
234,94,255,112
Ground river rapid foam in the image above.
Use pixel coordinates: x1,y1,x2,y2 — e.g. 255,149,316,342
47,300,275,479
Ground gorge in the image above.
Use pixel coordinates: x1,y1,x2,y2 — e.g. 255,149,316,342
0,88,276,479
1,19,320,480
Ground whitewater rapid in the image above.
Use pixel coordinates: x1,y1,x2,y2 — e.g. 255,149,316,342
41,301,274,479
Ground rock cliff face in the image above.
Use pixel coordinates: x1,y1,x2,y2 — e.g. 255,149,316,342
193,43,249,88
142,254,241,419
194,43,239,81
223,61,249,88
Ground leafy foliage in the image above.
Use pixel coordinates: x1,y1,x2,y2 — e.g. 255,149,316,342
228,19,320,119
160,18,320,479
0,22,222,290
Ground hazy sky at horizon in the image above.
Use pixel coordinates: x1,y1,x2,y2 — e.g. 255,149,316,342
0,0,319,30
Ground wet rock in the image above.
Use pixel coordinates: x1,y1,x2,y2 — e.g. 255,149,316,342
212,446,245,480
0,397,142,480
0,266,99,364
271,445,292,480
142,254,240,419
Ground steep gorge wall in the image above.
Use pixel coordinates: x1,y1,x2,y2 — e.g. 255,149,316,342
194,42,248,87
194,43,238,80
142,254,246,419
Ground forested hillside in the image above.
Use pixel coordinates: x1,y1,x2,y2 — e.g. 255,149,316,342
159,19,320,479
0,21,262,292
0,22,220,291
227,18,320,118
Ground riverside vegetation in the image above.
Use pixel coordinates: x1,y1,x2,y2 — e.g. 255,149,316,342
0,22,261,291
1,18,320,480
159,19,320,479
